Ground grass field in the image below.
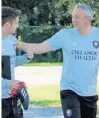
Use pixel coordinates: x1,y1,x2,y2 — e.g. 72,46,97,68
28,82,99,109
24,62,63,66
28,84,61,107
24,62,99,109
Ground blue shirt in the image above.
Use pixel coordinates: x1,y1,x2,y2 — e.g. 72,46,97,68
2,34,30,98
47,27,99,96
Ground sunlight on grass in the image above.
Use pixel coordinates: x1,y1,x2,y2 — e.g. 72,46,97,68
24,62,62,66
27,82,99,108
27,84,61,107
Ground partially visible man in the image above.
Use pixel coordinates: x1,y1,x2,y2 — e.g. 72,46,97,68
2,7,33,118
21,4,99,118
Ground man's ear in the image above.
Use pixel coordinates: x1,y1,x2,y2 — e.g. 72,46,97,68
85,16,91,24
4,22,11,29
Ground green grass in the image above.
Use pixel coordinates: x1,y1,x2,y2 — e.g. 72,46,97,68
28,84,61,107
24,62,63,66
28,82,99,108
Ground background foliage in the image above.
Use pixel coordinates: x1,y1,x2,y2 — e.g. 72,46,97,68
2,0,99,62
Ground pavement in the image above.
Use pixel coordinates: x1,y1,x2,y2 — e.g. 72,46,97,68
15,66,99,118
24,105,63,118
23,105,99,118
15,66,62,87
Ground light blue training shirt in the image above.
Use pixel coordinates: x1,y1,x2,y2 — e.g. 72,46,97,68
47,27,99,96
2,34,30,99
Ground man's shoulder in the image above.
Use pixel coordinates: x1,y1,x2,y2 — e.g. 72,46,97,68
8,34,16,39
7,34,17,42
58,28,74,34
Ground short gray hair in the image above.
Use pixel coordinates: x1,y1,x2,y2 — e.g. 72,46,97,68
75,4,94,20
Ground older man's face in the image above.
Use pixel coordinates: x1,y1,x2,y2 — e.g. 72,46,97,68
72,8,87,30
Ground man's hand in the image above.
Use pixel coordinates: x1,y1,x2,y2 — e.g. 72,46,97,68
10,80,20,90
9,81,30,110
27,51,34,60
16,41,34,60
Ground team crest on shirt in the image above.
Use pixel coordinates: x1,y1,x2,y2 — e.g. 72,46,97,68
92,41,99,49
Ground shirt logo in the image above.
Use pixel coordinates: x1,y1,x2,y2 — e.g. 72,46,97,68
93,41,99,49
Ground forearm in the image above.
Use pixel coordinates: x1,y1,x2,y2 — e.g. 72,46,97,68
17,40,52,54
15,53,31,66
17,42,41,54
25,43,45,54
22,42,52,54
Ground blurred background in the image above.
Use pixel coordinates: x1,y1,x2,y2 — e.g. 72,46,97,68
2,0,99,63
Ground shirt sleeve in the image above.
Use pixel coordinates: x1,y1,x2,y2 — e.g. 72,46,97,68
15,53,31,67
45,28,67,51
2,78,11,96
2,77,11,89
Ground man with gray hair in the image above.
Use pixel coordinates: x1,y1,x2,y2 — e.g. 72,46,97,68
75,3,94,20
21,3,99,118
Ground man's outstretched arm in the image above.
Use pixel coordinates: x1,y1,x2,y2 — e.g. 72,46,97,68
17,41,52,54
